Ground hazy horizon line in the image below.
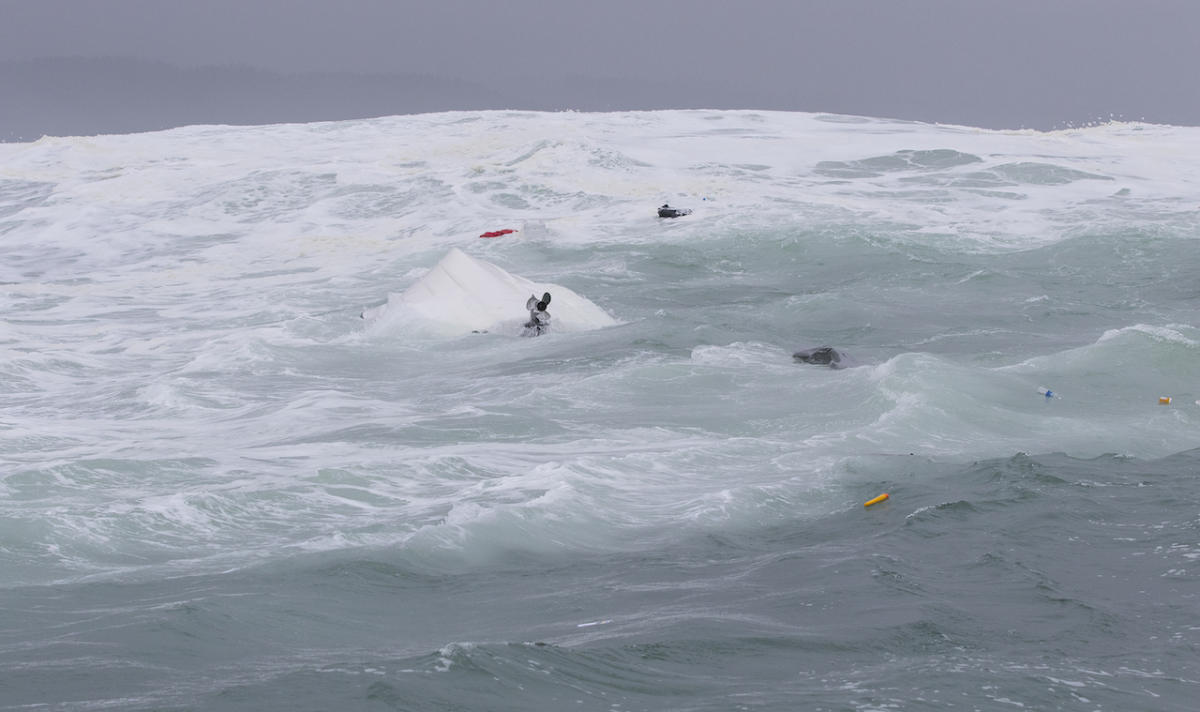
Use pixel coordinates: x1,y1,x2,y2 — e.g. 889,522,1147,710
0,55,1177,142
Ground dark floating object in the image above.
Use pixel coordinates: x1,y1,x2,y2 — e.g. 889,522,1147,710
658,204,692,218
793,346,847,369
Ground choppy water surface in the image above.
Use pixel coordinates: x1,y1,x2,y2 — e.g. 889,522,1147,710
2,111,1199,710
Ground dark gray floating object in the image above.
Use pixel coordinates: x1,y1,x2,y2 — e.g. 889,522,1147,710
658,204,692,218
793,346,847,369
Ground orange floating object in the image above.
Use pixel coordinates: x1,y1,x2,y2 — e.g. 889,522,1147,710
864,493,890,507
1159,396,1172,405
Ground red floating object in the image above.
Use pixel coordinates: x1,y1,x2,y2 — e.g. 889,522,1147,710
479,229,517,238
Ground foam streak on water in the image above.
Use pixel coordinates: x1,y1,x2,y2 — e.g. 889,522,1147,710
2,111,1199,710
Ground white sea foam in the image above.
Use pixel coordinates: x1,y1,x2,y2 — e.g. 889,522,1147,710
3,110,1200,582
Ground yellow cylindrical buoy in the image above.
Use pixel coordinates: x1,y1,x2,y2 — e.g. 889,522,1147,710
1159,396,1172,405
864,493,889,507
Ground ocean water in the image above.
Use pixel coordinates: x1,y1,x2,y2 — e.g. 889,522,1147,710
2,110,1199,711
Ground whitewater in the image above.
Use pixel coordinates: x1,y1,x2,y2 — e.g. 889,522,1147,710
2,110,1199,711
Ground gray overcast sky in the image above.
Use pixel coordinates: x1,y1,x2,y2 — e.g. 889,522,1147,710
3,0,1200,137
